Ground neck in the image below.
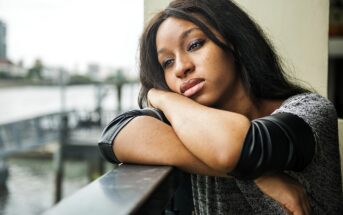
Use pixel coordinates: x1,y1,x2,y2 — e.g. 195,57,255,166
229,97,283,120
216,81,284,120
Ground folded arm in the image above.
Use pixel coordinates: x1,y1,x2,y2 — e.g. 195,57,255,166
99,89,315,179
98,89,315,214
148,89,315,179
100,113,228,176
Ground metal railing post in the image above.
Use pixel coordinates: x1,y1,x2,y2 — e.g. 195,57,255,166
54,113,68,203
0,158,8,188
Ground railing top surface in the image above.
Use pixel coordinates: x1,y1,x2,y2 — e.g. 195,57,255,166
44,164,174,215
0,110,76,127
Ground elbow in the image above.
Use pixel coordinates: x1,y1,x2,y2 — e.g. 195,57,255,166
210,117,250,173
212,148,242,173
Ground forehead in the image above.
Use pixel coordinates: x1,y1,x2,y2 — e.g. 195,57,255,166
156,17,200,47
158,17,197,34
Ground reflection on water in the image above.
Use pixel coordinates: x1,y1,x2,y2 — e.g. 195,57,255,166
0,157,90,215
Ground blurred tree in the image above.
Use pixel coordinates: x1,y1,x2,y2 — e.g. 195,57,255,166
0,71,10,78
69,74,92,85
27,59,43,80
105,68,127,84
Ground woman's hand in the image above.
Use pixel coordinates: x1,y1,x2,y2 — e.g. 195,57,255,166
255,173,311,215
147,88,161,108
147,88,171,109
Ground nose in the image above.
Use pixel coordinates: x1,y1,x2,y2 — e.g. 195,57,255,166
174,56,195,79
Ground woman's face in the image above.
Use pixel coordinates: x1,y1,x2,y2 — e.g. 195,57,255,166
156,17,243,108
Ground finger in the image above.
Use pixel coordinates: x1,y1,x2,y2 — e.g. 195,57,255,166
299,205,309,215
297,188,310,215
301,197,311,215
287,201,304,215
303,204,310,215
282,205,293,215
292,207,303,215
293,202,311,215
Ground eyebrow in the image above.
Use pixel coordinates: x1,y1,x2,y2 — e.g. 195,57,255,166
157,27,201,54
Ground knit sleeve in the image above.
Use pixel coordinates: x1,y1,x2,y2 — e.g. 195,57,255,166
272,93,342,213
235,93,343,214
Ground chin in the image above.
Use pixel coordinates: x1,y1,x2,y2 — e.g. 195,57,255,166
193,94,217,107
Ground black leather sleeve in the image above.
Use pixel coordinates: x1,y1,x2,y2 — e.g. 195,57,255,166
97,108,169,164
229,112,315,180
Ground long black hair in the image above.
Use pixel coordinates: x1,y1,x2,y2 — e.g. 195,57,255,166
138,0,309,108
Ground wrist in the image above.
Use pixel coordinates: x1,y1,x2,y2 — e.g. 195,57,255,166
148,89,172,109
154,91,169,109
151,90,176,110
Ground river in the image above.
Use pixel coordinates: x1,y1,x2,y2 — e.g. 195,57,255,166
0,84,139,215
0,84,140,124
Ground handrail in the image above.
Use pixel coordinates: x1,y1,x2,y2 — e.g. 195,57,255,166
44,164,192,215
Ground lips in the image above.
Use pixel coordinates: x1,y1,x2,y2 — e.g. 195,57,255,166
180,78,205,97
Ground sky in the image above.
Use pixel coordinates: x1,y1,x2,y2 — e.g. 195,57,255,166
0,0,144,76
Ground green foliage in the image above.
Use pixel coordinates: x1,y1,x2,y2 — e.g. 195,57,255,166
69,74,92,85
27,59,43,80
0,71,10,79
105,69,127,84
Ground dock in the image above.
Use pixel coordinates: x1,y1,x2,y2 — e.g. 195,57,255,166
0,110,114,201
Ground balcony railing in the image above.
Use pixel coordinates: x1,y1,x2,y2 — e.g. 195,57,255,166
44,164,193,215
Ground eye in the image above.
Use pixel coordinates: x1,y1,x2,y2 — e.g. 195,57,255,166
162,58,174,69
187,39,205,52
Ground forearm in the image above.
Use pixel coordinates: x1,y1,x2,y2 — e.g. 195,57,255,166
114,115,227,177
153,92,250,173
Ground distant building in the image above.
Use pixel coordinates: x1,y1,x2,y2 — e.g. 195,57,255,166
0,59,27,77
0,59,12,74
0,20,7,60
87,63,100,81
42,66,70,84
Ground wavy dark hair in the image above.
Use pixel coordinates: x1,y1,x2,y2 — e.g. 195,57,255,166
138,0,309,108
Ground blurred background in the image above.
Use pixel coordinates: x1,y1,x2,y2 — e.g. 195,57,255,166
0,0,343,214
0,0,143,214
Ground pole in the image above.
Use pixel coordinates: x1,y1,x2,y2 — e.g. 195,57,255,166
54,68,67,203
116,83,122,113
0,159,8,188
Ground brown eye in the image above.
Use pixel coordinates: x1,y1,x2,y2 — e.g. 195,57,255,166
187,39,205,52
162,58,174,69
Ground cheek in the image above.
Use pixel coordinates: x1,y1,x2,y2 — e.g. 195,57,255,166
209,59,236,92
164,73,178,93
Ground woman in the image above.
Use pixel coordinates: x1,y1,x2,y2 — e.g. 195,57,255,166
98,0,343,214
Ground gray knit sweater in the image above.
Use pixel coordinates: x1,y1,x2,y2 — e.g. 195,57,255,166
191,93,343,214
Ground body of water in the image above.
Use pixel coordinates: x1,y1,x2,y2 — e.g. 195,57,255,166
0,158,89,215
0,84,140,124
0,84,139,215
